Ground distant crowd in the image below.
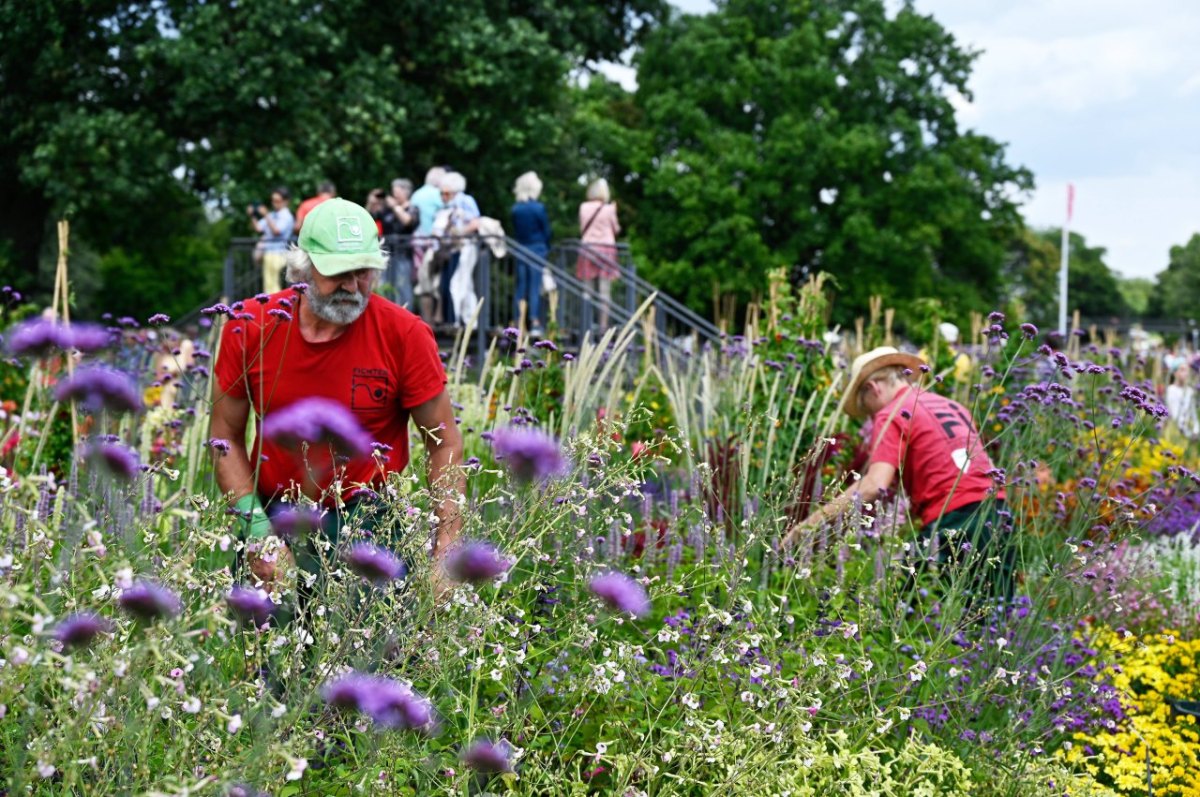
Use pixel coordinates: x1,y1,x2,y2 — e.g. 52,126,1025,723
246,167,622,336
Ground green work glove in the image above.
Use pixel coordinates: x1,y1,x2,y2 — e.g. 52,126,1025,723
234,494,272,539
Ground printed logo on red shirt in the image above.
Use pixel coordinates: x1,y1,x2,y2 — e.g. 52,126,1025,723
351,368,392,409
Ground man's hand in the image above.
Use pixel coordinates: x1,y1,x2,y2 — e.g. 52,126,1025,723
782,519,814,551
245,536,295,592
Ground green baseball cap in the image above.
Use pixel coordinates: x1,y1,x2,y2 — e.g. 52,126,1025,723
297,197,386,277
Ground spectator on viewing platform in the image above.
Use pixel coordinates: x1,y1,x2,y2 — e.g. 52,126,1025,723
576,178,620,332
1166,364,1200,439
211,196,463,590
364,188,387,235
411,167,447,324
783,347,1012,601
294,180,337,232
247,187,294,295
510,171,551,336
432,171,481,328
375,178,420,309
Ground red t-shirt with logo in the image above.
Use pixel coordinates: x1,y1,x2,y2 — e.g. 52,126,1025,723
214,292,446,502
868,386,1002,526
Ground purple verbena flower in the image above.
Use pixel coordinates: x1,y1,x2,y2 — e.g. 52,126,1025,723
5,319,71,357
267,309,292,322
589,571,651,617
226,586,277,626
118,581,182,621
461,738,514,774
55,367,141,413
148,313,171,326
53,612,112,650
321,672,434,732
444,541,512,584
533,340,558,351
269,505,323,539
1020,323,1038,339
83,441,140,481
262,398,372,458
226,785,270,797
490,427,568,483
343,543,406,585
207,438,231,456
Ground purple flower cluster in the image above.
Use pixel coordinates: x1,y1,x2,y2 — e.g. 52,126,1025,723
262,398,372,458
269,505,324,539
83,441,141,481
226,586,277,626
6,319,114,358
343,543,406,585
118,581,182,621
490,427,568,483
589,571,650,617
55,367,141,413
443,540,512,584
52,612,113,650
322,672,435,731
461,738,514,773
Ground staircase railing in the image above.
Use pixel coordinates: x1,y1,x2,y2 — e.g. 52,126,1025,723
217,235,719,370
552,239,723,352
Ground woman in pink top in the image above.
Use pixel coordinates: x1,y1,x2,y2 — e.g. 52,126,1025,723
576,178,621,331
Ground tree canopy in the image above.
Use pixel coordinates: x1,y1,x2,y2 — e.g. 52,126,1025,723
0,0,666,318
1150,233,1200,322
615,0,1032,323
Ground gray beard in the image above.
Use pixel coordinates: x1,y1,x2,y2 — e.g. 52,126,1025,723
307,288,368,325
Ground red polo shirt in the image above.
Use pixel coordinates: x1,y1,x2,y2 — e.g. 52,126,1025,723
868,386,1002,525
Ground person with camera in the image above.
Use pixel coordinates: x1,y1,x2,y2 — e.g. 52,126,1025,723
374,179,420,309
247,187,295,295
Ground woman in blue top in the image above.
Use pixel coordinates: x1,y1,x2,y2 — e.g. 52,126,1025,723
510,172,551,335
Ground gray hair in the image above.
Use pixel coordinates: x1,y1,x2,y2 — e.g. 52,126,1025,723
586,177,610,203
440,171,467,195
513,171,543,202
424,166,447,187
285,247,317,285
392,178,413,195
285,245,386,286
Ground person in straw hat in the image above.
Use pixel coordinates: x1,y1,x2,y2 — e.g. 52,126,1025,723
783,346,1012,599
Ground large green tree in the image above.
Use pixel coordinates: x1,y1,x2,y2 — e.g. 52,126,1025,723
613,0,1031,323
1004,228,1129,325
0,0,666,317
1150,233,1200,321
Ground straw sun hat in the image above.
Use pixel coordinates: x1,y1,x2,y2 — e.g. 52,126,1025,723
839,346,925,419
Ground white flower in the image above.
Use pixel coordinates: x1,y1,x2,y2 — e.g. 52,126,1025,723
10,646,29,666
37,760,56,779
286,757,307,781
271,703,287,718
996,637,1007,651
227,714,242,734
115,567,133,589
682,693,701,710
490,669,503,682
181,697,201,714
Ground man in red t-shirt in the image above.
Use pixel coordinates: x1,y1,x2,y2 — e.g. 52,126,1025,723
211,197,463,586
784,346,1012,598
294,180,337,233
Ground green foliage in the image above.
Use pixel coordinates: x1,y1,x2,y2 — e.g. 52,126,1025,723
0,0,667,318
1150,233,1200,320
621,0,1032,322
1005,228,1130,325
1117,277,1153,318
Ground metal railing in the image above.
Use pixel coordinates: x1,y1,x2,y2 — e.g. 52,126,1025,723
553,239,723,351
218,235,720,369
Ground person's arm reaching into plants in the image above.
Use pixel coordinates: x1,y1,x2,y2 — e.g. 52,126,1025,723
210,390,292,585
783,461,896,550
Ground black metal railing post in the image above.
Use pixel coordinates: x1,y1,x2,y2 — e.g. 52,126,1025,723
476,241,490,368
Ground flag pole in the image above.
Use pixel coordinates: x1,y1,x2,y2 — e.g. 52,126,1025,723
1057,184,1074,336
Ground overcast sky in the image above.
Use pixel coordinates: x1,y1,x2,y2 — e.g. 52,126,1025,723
644,0,1200,280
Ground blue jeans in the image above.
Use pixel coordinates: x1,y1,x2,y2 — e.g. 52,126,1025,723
514,243,546,326
387,253,413,309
